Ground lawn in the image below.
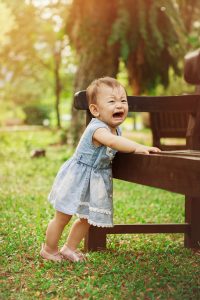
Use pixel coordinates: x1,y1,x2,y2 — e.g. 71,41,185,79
0,129,200,300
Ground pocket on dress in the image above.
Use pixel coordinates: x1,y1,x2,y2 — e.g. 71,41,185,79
90,170,112,210
106,147,115,161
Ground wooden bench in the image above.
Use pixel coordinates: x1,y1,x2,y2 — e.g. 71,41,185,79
150,111,188,150
150,49,200,150
74,92,200,251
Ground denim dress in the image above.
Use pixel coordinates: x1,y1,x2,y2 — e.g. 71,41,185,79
48,118,121,227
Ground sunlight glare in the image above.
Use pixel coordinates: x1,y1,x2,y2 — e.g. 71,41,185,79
25,0,71,6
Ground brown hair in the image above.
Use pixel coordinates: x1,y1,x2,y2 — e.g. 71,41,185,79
86,77,126,105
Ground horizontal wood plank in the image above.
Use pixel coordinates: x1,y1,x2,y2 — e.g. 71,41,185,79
74,91,200,112
159,150,200,158
113,151,200,197
89,224,190,234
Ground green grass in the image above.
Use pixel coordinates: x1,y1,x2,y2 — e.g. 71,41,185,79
0,129,200,300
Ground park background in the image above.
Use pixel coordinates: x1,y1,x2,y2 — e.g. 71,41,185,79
0,0,200,299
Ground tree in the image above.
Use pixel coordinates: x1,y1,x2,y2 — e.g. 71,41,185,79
178,0,200,49
0,1,42,105
110,0,186,94
0,0,72,128
67,0,187,143
67,0,120,144
0,1,15,47
33,0,72,128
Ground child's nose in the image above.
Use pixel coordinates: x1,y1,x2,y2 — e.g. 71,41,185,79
116,101,122,108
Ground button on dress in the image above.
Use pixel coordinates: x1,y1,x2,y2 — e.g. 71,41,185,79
48,118,121,227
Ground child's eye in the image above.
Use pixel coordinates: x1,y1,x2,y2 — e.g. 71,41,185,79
108,100,115,103
121,99,127,103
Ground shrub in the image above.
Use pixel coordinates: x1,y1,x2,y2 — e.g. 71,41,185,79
23,104,51,125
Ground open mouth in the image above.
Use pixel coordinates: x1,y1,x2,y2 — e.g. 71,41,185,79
113,112,124,119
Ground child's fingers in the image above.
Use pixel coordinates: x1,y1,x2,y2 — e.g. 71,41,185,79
137,150,149,155
149,148,161,153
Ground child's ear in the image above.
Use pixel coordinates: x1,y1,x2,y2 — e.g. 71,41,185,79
89,104,100,117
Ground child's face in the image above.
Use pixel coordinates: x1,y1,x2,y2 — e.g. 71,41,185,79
89,84,128,128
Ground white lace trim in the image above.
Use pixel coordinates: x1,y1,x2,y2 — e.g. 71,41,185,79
79,202,111,215
89,207,111,215
79,202,89,206
76,213,114,228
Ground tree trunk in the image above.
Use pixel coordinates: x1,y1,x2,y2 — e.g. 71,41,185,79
68,0,120,146
127,46,145,130
126,43,144,96
54,50,61,128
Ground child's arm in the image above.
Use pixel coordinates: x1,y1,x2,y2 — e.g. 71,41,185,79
93,128,161,154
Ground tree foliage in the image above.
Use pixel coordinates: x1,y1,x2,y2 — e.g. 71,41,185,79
1,0,199,141
67,0,193,143
0,0,72,127
0,1,16,47
178,0,200,48
0,1,48,104
109,0,187,93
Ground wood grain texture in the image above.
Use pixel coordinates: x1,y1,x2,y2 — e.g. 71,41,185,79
74,91,200,112
113,151,200,197
75,90,200,250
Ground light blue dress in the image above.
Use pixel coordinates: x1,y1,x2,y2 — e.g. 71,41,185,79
48,118,121,227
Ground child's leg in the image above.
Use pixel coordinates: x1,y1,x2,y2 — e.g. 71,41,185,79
65,218,90,250
44,211,72,254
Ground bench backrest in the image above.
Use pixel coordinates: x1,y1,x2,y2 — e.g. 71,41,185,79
150,111,189,150
74,92,200,150
149,50,200,150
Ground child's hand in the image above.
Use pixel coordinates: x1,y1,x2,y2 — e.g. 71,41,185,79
134,146,161,155
147,146,161,154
